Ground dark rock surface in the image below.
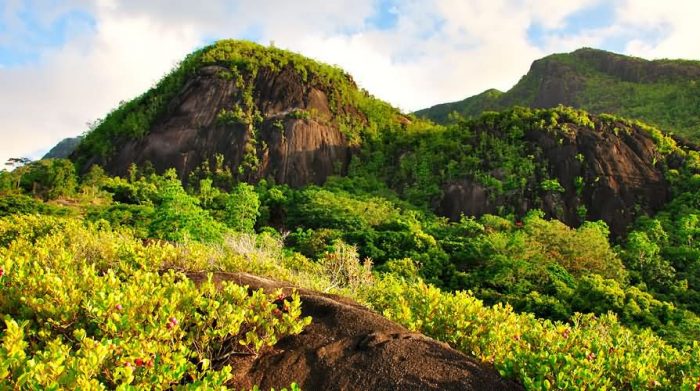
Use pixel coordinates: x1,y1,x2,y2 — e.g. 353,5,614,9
438,120,668,237
88,65,351,186
187,272,523,391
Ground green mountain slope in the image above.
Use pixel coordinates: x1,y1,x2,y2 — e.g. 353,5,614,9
416,48,700,141
43,137,82,159
69,40,679,238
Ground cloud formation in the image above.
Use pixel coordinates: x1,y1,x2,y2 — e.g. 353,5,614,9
1,0,699,164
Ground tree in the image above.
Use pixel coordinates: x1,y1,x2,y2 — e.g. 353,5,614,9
149,170,225,243
5,157,31,170
4,157,32,190
224,183,260,233
19,159,77,200
624,231,676,291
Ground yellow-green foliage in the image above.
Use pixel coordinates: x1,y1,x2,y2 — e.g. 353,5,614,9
0,215,310,389
521,213,626,280
363,274,700,390
2,211,699,389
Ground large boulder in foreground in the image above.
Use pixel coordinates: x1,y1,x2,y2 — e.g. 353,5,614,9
187,272,522,391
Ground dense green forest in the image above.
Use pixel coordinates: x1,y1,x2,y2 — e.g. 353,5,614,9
416,48,700,142
2,40,700,389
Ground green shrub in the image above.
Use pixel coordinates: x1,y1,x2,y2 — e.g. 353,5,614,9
364,274,700,390
149,171,226,243
224,183,260,233
540,179,565,193
0,215,311,389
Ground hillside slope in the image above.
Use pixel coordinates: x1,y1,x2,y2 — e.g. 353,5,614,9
416,48,700,141
363,107,676,236
43,137,82,159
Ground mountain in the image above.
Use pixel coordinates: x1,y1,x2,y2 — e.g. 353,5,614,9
437,111,670,236
415,48,700,141
42,137,82,159
72,40,401,186
371,107,675,237
5,41,700,389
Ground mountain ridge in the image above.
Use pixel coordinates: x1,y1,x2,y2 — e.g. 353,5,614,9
415,47,700,141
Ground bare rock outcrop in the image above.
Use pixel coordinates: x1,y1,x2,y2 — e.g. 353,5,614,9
187,272,523,391
88,64,351,186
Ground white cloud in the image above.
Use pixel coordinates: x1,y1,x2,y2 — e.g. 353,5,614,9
616,0,700,59
0,1,203,164
1,0,700,164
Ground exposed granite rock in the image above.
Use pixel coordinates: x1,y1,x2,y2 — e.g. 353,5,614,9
85,64,351,186
186,272,523,391
438,119,668,237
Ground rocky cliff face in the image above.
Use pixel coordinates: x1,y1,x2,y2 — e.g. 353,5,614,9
85,64,352,186
438,117,669,237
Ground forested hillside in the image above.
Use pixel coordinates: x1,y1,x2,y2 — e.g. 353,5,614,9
3,40,700,389
416,48,700,142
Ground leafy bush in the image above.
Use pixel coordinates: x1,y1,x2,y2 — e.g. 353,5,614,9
0,214,311,389
224,183,260,233
0,194,66,217
364,274,700,390
86,203,155,238
18,159,77,200
149,171,226,243
540,179,565,193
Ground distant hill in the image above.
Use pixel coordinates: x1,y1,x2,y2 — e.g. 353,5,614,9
42,137,82,159
415,48,700,141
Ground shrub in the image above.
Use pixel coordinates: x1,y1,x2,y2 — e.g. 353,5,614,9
540,178,565,193
363,274,700,390
0,215,311,389
224,183,260,233
149,172,226,243
319,240,373,292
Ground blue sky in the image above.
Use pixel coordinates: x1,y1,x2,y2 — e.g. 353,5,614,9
527,2,617,50
1,0,698,163
0,2,95,66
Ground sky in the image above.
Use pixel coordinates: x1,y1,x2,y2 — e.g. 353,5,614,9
1,0,700,164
